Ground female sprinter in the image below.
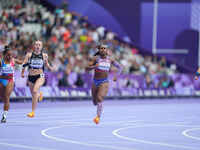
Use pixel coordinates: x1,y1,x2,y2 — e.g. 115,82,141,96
86,45,123,124
0,45,23,123
21,41,53,118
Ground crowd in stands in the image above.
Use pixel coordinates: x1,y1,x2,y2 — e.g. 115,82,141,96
0,0,178,89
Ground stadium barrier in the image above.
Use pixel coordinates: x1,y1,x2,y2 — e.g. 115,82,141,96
7,71,200,101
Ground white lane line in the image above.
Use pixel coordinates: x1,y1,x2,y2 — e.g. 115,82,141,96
112,124,199,150
7,116,137,121
182,128,200,141
6,116,114,120
8,111,136,120
7,116,93,120
4,120,143,127
0,141,56,150
2,120,90,126
7,119,91,124
41,121,142,150
7,111,79,114
0,121,97,150
7,116,138,123
8,109,137,115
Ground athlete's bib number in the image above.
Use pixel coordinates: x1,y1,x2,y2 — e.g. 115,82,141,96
40,74,44,78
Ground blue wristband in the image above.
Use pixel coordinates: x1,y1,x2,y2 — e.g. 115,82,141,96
22,63,29,68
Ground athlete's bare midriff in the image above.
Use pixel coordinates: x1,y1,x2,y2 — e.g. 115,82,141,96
94,72,108,79
28,68,43,76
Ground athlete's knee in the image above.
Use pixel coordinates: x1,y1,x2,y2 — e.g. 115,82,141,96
92,98,97,105
4,98,10,106
97,95,103,102
32,89,38,95
4,94,10,100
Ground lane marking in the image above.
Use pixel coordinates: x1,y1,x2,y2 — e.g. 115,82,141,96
182,128,200,141
112,124,199,150
41,121,143,150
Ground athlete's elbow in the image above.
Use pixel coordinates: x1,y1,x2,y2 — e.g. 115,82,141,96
85,68,90,71
85,67,91,72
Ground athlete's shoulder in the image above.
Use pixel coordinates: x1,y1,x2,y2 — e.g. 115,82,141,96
91,56,99,62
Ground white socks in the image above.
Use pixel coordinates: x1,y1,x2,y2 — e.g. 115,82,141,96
3,111,8,118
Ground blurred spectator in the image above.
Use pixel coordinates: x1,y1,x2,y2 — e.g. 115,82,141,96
58,71,69,87
61,0,69,11
75,74,84,87
0,0,177,86
160,56,167,68
58,74,69,87
158,75,174,89
144,74,154,88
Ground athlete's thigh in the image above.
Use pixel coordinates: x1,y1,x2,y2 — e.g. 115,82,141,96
33,77,45,91
92,83,98,97
28,81,34,94
5,81,14,98
0,83,4,99
92,83,98,105
97,82,109,98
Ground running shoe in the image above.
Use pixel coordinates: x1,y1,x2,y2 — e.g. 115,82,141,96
1,115,6,123
27,112,35,118
93,116,100,124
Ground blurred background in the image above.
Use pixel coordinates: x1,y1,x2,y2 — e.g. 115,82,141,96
0,0,200,100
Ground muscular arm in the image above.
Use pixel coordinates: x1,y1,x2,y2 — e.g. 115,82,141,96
22,53,31,67
21,53,31,78
14,58,23,64
111,59,123,81
43,53,54,71
111,59,123,75
85,56,98,71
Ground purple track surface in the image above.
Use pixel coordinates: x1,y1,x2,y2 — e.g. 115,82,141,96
0,99,200,150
